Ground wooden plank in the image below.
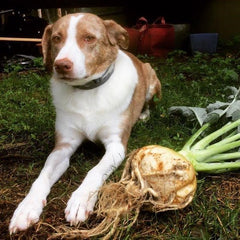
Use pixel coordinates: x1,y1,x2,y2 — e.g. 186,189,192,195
0,37,42,42
0,0,126,9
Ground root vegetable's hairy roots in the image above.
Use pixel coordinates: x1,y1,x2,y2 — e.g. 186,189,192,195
51,146,197,239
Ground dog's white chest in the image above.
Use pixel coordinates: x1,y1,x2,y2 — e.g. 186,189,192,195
51,51,138,141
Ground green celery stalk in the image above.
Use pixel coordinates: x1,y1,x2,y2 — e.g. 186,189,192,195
178,119,240,173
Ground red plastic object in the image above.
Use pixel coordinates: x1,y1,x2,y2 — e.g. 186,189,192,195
125,17,175,57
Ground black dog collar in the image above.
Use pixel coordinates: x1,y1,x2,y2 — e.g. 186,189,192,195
72,64,115,90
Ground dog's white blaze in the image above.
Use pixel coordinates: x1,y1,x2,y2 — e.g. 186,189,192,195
54,15,86,78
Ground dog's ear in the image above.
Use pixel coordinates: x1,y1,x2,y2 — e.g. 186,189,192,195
103,20,129,50
42,24,53,71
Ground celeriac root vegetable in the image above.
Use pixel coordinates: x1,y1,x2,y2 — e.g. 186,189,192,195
52,120,240,240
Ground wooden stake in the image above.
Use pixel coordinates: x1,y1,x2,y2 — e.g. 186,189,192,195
37,9,42,18
57,8,62,18
0,37,42,42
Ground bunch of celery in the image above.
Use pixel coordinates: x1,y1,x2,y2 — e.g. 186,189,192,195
179,119,240,173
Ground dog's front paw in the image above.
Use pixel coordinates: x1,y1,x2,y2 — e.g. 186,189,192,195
65,188,97,226
9,195,46,234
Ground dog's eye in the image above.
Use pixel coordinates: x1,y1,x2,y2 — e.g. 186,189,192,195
84,35,95,43
52,35,62,44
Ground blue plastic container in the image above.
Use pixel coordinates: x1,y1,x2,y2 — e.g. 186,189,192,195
190,33,218,53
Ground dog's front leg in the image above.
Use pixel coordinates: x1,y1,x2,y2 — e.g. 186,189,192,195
9,134,82,234
65,140,125,225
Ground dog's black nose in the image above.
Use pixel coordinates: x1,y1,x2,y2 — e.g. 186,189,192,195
54,58,73,74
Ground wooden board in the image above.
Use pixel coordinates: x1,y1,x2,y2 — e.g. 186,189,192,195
0,37,42,42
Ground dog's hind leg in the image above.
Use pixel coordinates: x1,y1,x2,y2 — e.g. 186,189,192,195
139,63,161,121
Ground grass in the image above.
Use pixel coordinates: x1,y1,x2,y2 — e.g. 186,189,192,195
0,49,240,239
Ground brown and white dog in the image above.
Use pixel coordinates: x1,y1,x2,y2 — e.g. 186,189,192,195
9,13,161,233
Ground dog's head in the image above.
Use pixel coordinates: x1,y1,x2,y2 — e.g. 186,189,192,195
42,13,129,85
